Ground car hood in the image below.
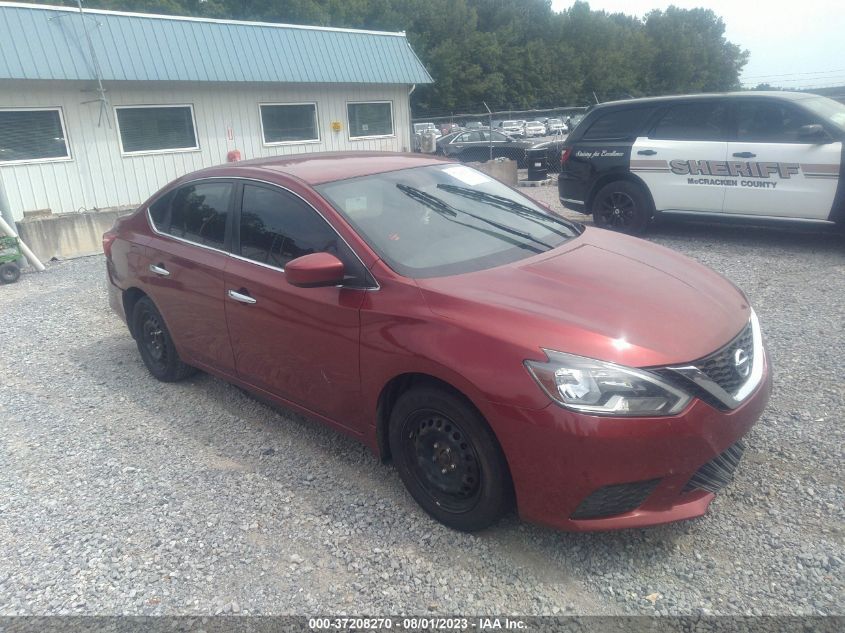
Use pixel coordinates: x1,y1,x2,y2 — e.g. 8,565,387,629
416,228,750,368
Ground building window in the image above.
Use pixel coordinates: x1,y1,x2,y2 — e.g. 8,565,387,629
0,108,70,163
347,101,394,139
115,105,198,154
260,103,319,144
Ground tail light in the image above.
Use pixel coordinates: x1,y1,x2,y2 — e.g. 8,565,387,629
102,228,117,259
560,148,572,166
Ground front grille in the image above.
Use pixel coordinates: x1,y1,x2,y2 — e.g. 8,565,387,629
683,440,746,494
695,322,754,395
571,479,660,520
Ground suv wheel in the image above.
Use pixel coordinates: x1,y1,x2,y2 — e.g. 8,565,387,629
0,262,21,284
592,181,652,235
389,385,511,532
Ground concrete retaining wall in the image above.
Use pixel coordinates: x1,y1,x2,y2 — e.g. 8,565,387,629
16,207,135,262
467,158,518,186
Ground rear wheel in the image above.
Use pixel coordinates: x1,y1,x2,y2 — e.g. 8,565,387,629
0,262,20,284
132,296,196,382
389,385,511,531
592,180,652,235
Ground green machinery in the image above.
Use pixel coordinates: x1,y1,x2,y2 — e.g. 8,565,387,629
0,235,22,284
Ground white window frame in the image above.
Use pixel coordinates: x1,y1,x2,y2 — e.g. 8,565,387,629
114,104,200,156
0,106,72,165
259,102,321,146
347,100,395,140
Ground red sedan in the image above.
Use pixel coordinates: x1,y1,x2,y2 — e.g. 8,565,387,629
103,152,771,532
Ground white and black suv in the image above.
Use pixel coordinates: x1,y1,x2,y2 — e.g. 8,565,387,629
557,91,845,234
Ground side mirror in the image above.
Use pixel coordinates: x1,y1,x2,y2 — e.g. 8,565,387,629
285,252,345,288
797,124,830,143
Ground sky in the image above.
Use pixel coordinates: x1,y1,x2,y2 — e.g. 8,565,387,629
549,0,845,89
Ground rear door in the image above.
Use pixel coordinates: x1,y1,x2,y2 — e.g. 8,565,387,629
144,180,236,373
632,99,730,213
223,182,371,431
723,98,842,219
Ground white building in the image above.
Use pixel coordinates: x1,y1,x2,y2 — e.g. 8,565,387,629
0,2,432,230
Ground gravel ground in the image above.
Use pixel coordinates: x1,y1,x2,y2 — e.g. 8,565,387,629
0,184,843,617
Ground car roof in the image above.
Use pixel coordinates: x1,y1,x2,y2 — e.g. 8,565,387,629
188,152,452,186
593,90,821,110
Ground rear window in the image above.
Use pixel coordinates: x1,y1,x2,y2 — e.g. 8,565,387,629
582,107,655,140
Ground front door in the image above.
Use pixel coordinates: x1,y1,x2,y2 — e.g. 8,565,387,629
223,182,370,431
143,180,236,373
632,99,731,213
723,98,842,219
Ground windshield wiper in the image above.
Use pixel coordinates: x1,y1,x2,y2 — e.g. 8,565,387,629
435,184,577,237
396,184,552,251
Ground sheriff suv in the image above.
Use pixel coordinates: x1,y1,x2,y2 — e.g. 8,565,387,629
558,91,845,234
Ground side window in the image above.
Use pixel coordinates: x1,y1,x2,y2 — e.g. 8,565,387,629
148,190,174,230
453,133,469,143
735,101,816,143
238,185,369,286
168,182,232,249
582,107,655,141
466,131,484,142
489,131,508,142
650,102,729,141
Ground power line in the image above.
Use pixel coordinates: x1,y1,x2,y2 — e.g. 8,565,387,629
741,67,845,80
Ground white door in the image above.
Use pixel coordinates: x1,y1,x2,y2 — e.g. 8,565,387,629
723,99,841,219
631,100,730,213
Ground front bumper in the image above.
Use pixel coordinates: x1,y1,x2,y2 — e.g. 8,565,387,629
485,356,771,531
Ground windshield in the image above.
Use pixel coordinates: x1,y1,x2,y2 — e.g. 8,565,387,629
528,121,542,126
316,164,581,278
548,119,561,125
502,120,518,127
414,123,435,132
800,96,845,132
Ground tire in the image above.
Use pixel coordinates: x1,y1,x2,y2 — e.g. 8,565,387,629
0,262,20,284
389,385,512,532
131,296,196,382
592,180,652,235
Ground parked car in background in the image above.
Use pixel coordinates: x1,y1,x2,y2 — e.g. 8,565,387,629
440,123,462,136
413,122,441,137
557,91,845,234
498,120,524,137
464,121,485,131
436,129,533,165
104,152,770,532
412,122,441,152
545,118,567,135
523,121,546,137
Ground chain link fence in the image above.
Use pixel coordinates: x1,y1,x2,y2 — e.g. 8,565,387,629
411,105,587,174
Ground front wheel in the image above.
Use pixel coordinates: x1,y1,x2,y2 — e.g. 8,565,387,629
389,386,512,531
0,262,21,284
132,296,196,382
592,181,652,235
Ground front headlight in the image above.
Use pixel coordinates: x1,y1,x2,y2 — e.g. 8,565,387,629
524,349,691,416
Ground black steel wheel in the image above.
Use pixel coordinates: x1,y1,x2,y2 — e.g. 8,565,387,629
389,385,512,531
131,296,196,382
0,262,20,284
592,181,652,235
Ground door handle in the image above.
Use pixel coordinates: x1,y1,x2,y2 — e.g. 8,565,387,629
228,289,257,305
149,264,170,277
732,152,756,158
637,149,657,155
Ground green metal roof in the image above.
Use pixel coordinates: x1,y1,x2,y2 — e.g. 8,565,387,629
0,3,433,84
